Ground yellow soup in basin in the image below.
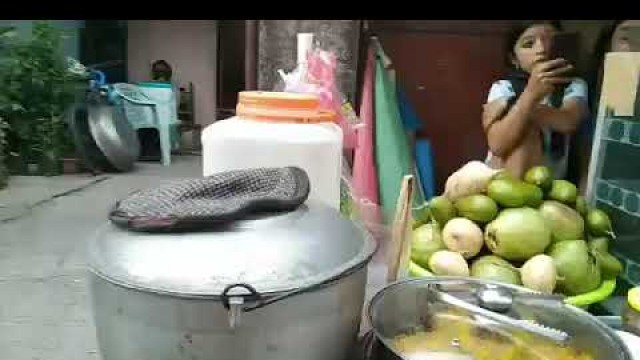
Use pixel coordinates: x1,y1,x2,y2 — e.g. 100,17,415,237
391,311,593,360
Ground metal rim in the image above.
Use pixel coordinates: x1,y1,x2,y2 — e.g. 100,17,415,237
87,103,139,172
87,219,378,301
64,102,113,172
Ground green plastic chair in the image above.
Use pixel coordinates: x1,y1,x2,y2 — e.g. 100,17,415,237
111,82,180,166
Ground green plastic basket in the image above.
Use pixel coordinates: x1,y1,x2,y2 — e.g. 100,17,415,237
408,260,617,308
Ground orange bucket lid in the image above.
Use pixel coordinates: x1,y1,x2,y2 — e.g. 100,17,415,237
236,91,336,123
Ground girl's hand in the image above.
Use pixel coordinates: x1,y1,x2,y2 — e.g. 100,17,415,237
525,58,573,101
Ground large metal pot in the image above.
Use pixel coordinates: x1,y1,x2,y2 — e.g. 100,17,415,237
367,277,632,360
87,100,140,172
88,203,377,360
65,90,140,173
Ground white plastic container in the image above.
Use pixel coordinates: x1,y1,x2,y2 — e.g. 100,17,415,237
202,91,342,209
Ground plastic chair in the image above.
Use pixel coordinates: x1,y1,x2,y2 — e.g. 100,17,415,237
110,83,180,166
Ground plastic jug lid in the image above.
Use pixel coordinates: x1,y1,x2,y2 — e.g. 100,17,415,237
236,91,335,123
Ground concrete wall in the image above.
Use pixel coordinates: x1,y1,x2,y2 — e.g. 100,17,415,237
0,20,84,58
127,20,218,126
258,20,361,102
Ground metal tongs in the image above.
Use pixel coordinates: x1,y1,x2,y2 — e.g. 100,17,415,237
425,284,570,344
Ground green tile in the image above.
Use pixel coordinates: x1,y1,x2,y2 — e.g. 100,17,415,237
597,182,611,200
625,261,640,285
609,120,625,140
625,192,639,214
611,187,624,207
630,123,640,145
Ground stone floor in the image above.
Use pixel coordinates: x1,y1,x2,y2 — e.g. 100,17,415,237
0,155,388,360
0,156,202,360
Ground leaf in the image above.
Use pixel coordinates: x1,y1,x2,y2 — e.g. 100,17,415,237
0,26,15,36
0,21,80,161
10,103,24,112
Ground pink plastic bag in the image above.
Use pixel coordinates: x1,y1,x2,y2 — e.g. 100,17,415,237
306,50,357,149
279,47,358,150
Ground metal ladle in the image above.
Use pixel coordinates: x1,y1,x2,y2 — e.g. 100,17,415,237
426,284,570,344
476,284,565,313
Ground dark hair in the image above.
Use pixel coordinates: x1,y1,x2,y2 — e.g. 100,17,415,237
504,20,563,68
151,60,173,81
587,20,625,112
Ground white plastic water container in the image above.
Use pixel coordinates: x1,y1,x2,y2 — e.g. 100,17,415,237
202,91,342,209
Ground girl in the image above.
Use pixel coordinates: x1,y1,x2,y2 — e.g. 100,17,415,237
482,21,589,179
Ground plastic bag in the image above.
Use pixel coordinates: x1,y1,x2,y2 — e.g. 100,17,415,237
341,163,387,266
277,45,358,149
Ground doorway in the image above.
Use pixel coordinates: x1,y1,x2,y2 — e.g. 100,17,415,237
367,21,511,192
80,20,128,83
217,20,247,119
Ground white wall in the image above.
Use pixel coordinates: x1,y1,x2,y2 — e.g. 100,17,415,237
127,20,218,126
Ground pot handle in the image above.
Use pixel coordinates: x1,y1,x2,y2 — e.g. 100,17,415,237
221,283,262,329
243,286,307,312
222,261,368,313
220,282,297,313
221,283,262,310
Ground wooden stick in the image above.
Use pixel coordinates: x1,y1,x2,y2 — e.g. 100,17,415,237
386,175,415,283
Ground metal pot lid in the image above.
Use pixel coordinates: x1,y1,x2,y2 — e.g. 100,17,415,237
88,203,376,297
64,102,112,173
87,102,140,172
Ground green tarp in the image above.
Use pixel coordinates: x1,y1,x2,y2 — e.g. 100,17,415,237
374,47,424,223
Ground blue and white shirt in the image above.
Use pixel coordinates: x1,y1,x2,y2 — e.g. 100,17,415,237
484,78,589,179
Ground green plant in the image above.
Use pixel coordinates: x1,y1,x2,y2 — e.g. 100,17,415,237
0,26,14,187
0,21,85,176
0,116,8,189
